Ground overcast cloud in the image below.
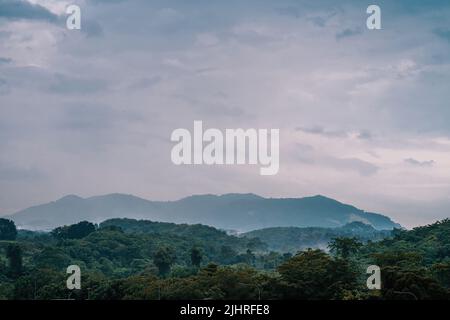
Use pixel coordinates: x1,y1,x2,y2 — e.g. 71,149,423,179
1,0,450,228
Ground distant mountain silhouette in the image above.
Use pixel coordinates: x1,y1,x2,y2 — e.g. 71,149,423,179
5,193,401,231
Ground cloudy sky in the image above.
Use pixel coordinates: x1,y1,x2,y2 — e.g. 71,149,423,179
1,0,450,228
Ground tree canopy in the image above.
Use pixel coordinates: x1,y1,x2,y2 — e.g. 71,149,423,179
0,219,17,241
0,218,449,300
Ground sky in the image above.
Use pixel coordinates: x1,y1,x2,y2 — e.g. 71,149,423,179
1,0,450,228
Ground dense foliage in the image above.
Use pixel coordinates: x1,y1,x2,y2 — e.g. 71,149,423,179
0,218,449,300
243,222,390,252
0,219,17,241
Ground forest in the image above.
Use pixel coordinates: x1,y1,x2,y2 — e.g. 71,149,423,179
0,217,449,300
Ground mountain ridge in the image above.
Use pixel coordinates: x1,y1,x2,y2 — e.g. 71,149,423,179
5,193,401,231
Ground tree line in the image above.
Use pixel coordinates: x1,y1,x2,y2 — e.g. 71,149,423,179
1,217,450,300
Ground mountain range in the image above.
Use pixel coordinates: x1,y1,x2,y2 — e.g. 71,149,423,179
4,193,401,232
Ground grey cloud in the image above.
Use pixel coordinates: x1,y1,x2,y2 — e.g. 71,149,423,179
0,57,12,64
307,10,339,28
357,130,372,140
59,103,115,131
172,93,247,118
295,144,378,176
275,7,301,19
0,78,9,94
433,28,450,42
89,0,127,5
334,157,379,176
336,27,362,40
82,20,104,38
128,76,162,90
197,103,246,118
48,74,108,95
296,125,348,138
0,31,12,39
50,103,136,153
404,158,435,167
0,0,58,22
309,156,379,176
55,102,148,144
0,162,43,182
195,67,219,74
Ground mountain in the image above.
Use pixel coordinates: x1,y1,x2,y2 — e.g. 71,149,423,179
5,193,401,231
241,222,392,253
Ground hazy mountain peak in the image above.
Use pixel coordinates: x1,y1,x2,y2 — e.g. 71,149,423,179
88,193,150,202
305,194,345,203
57,195,84,202
310,194,335,200
218,193,264,200
8,193,401,231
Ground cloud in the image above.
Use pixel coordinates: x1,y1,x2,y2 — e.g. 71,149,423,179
336,158,379,176
404,158,436,167
312,155,379,176
433,28,450,43
0,0,58,22
0,78,9,94
128,76,162,90
357,130,372,140
294,142,379,176
307,10,338,27
0,161,43,181
296,125,348,138
336,27,362,40
58,103,115,131
0,57,12,64
90,0,127,5
82,19,104,38
47,74,108,94
275,6,301,19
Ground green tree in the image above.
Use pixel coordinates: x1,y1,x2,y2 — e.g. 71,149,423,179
328,237,362,259
190,247,202,268
431,262,450,288
219,245,237,265
246,237,267,252
381,266,448,300
0,218,17,240
33,247,71,270
13,269,67,300
277,249,357,299
153,247,176,277
6,244,23,277
243,249,256,266
371,251,422,269
51,221,96,240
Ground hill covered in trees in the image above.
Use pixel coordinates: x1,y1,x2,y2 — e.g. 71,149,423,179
0,217,449,300
242,222,392,252
6,193,400,231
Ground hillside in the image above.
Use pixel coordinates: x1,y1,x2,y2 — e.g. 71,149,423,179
361,218,450,266
99,218,267,253
242,222,392,253
6,193,401,231
0,218,266,280
1,218,449,300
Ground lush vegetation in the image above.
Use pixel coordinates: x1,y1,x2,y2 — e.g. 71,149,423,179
0,217,449,300
242,221,390,252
